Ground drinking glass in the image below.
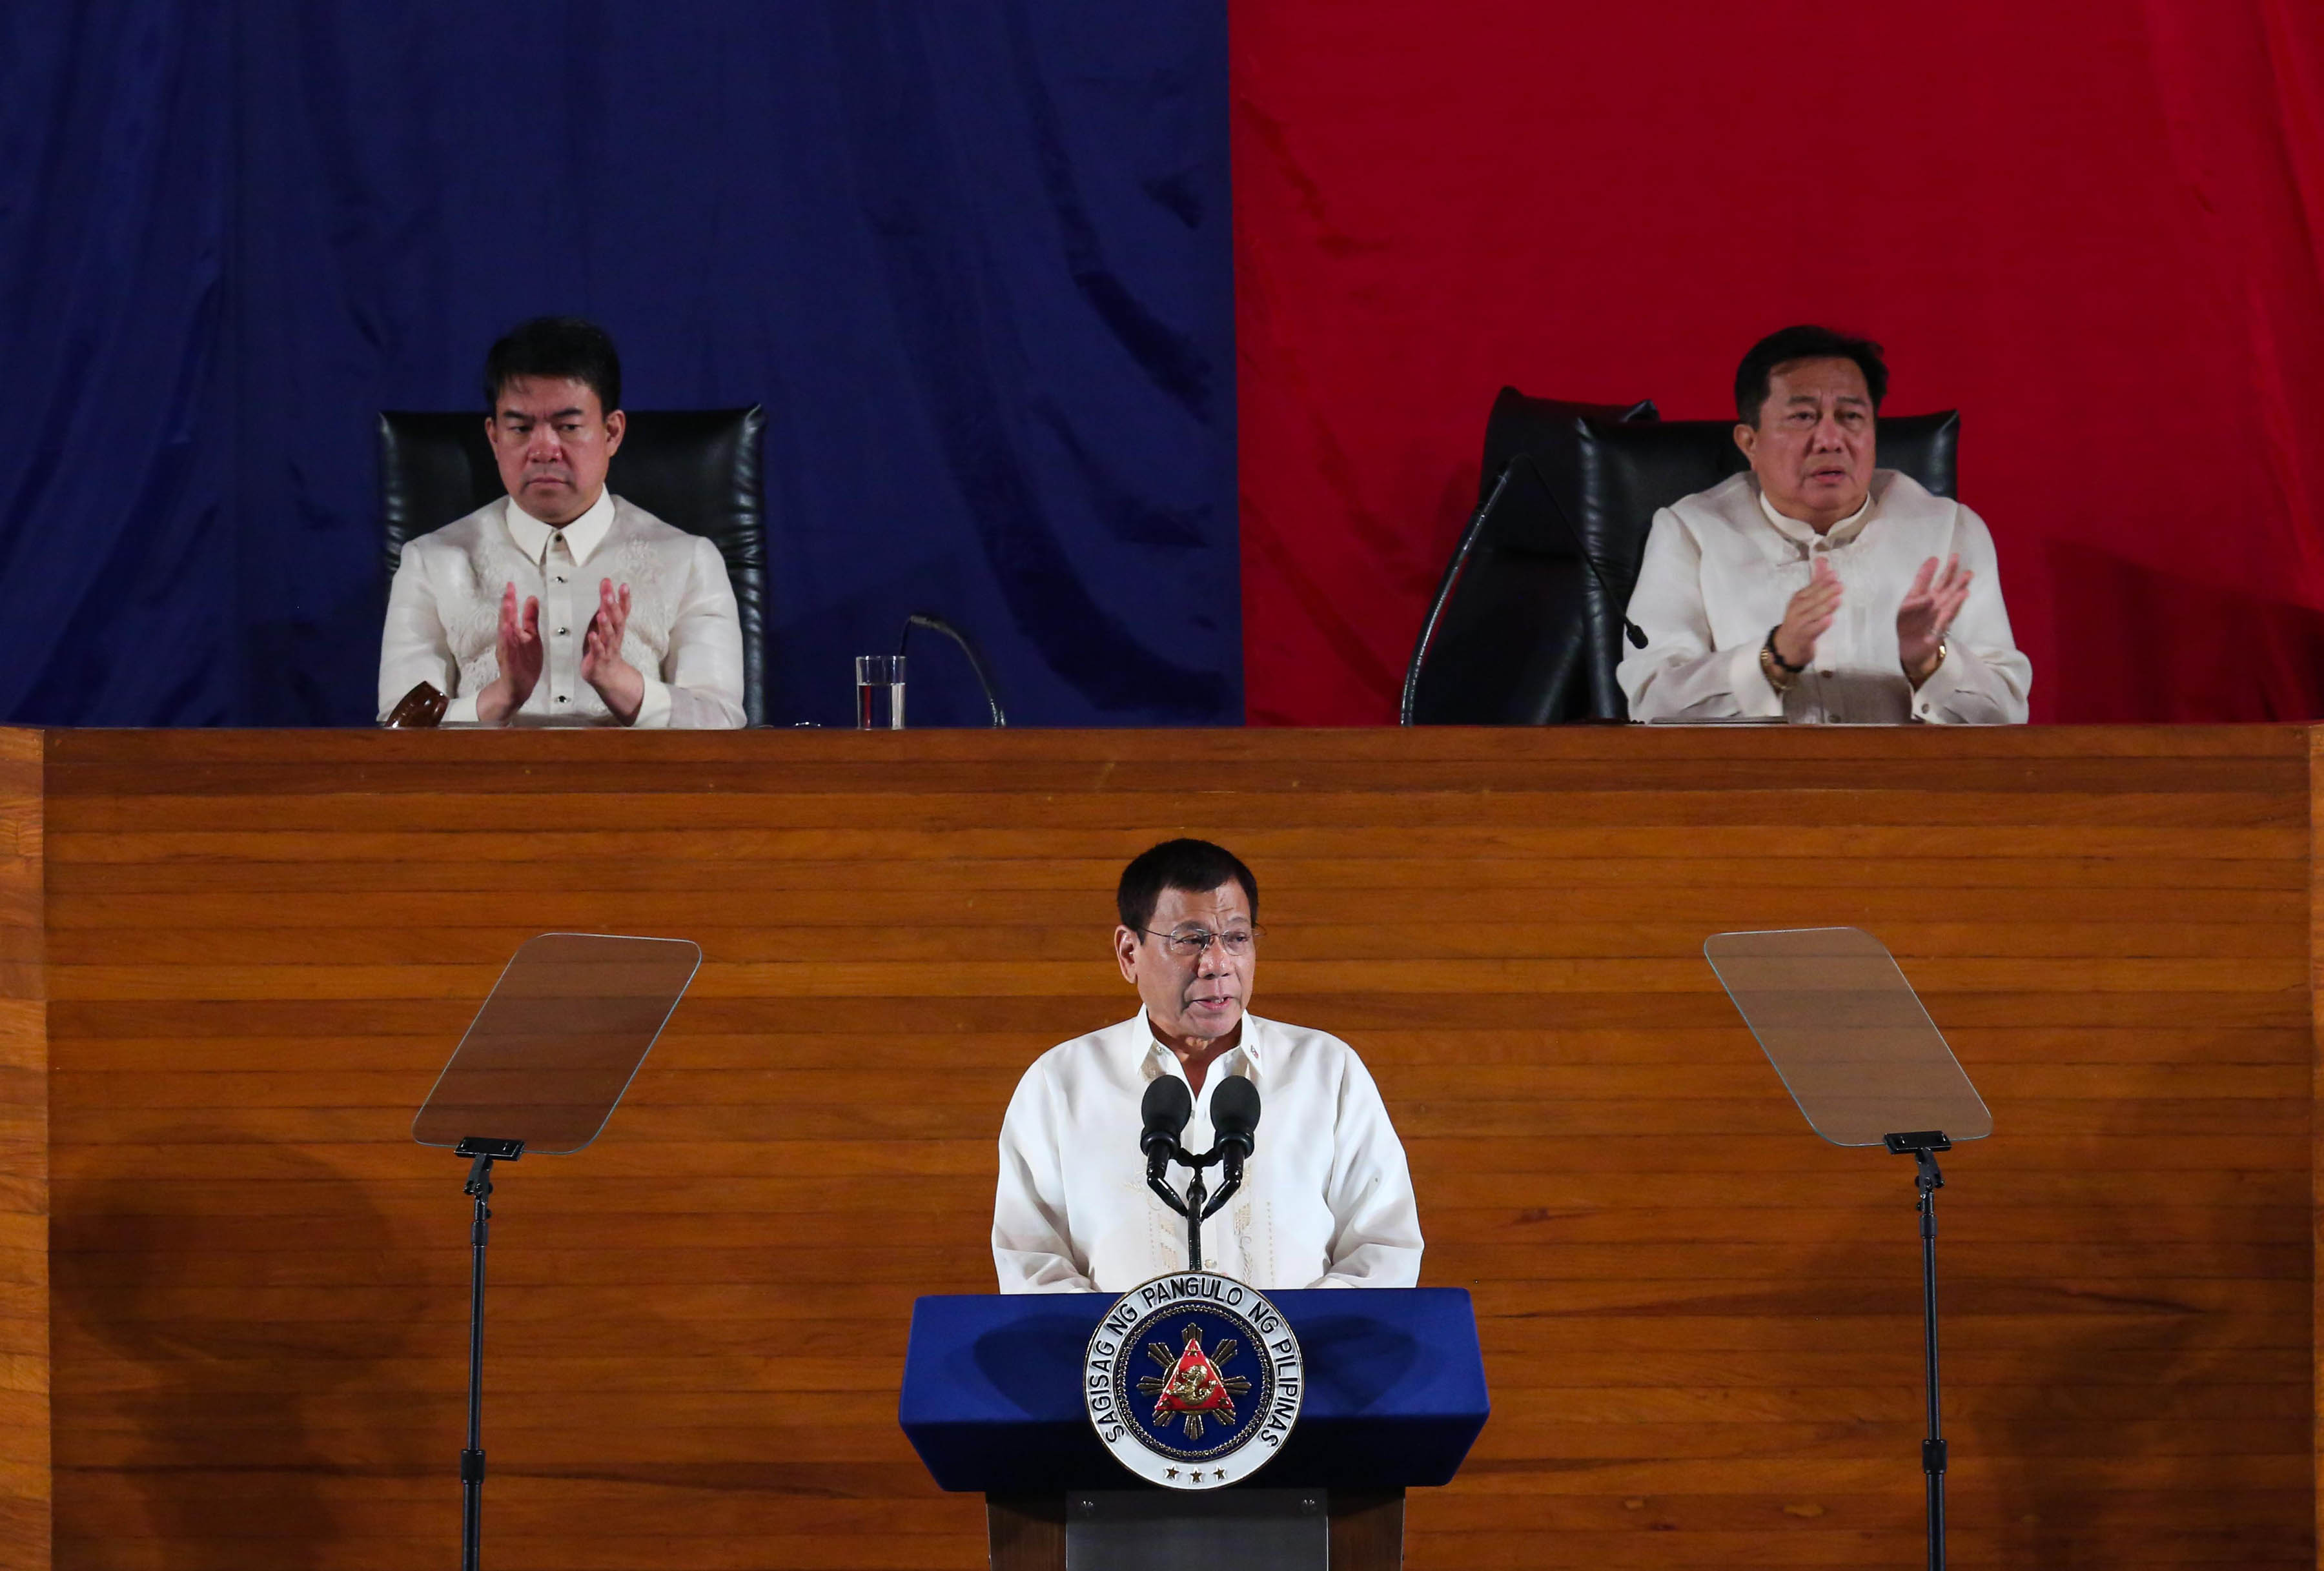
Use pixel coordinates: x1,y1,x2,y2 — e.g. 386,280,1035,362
855,654,906,729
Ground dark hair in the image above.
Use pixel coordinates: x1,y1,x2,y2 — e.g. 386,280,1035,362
1117,838,1259,933
484,316,623,415
1734,325,1888,425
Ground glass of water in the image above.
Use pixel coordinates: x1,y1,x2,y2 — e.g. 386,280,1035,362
855,654,906,729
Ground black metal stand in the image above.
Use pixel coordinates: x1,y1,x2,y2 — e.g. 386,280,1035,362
1885,1130,1950,1571
455,1137,524,1571
1146,1141,1246,1273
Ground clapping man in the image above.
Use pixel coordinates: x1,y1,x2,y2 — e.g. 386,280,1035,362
1618,325,2030,724
378,317,745,727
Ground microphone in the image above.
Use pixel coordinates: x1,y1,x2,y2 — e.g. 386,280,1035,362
1210,1075,1260,1161
1141,1075,1261,1268
1496,452,1649,649
1140,1077,1193,1159
897,613,1008,727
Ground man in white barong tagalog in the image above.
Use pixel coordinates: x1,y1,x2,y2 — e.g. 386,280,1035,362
993,838,1423,1293
1618,324,2031,725
376,316,745,728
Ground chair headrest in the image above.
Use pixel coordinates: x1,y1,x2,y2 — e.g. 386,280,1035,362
1570,409,1961,571
1478,387,1657,509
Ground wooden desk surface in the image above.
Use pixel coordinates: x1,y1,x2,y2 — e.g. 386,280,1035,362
0,724,2313,1569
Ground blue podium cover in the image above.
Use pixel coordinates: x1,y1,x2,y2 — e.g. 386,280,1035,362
899,1288,1489,1492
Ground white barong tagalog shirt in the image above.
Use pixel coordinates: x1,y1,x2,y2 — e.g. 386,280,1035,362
378,491,745,728
993,1009,1423,1293
1617,470,2031,724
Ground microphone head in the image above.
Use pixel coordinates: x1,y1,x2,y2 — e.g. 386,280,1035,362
1210,1075,1261,1153
1140,1076,1193,1151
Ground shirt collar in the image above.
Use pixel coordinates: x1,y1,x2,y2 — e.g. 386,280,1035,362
1756,479,1874,546
502,488,616,567
1134,1006,1265,1080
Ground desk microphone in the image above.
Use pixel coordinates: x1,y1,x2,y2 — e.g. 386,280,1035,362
1491,452,1650,649
897,613,1008,726
1139,1075,1258,1273
1211,1075,1261,1204
1210,1075,1260,1161
1141,1077,1193,1179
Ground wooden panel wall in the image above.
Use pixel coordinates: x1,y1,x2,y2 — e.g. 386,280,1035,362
32,726,2314,1570
0,729,48,1571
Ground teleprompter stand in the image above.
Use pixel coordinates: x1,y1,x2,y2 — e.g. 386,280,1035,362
1706,927,1992,1571
413,933,702,1571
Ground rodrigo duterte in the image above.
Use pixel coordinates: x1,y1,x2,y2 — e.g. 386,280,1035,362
992,839,1422,1292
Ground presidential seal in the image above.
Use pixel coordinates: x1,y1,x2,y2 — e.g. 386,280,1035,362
1083,1271,1303,1490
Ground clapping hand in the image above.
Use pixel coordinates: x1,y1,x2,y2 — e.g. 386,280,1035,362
1772,558,1842,669
581,578,646,724
1897,555,1971,685
474,583,542,725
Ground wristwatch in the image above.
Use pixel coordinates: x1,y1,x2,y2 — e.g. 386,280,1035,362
1911,637,1949,687
1760,627,1803,693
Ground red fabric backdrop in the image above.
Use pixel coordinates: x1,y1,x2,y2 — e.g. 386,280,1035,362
1234,0,2324,724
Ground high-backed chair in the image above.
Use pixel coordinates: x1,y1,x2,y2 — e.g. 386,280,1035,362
376,407,769,725
1403,390,1655,725
1404,396,1959,724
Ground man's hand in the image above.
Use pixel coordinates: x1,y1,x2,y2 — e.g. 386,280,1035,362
1772,557,1842,669
1897,554,1972,686
474,583,543,725
581,578,646,724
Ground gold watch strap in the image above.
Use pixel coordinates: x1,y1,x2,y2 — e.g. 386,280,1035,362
1758,642,1798,694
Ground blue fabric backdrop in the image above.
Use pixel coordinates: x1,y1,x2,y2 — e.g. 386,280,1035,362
0,2,1238,727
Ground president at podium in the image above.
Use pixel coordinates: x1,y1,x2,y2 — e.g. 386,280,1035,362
992,838,1423,1292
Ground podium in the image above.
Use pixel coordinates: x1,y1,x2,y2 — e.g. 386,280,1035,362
900,1289,1489,1570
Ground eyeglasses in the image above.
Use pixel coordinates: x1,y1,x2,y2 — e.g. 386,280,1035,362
1139,926,1259,958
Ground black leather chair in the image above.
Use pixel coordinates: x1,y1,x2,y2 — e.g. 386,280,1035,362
377,407,769,725
1403,390,1656,725
1405,395,1959,724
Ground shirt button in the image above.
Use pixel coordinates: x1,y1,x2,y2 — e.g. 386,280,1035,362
555,574,567,583
556,627,569,636
556,695,570,705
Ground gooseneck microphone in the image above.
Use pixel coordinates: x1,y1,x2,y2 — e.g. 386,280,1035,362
1402,447,1647,724
1139,1074,1264,1273
1141,1076,1194,1181
897,612,1008,727
1498,451,1650,648
1210,1075,1260,1162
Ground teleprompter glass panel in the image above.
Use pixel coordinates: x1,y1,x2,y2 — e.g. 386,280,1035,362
412,933,701,1155
1704,927,1990,1148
